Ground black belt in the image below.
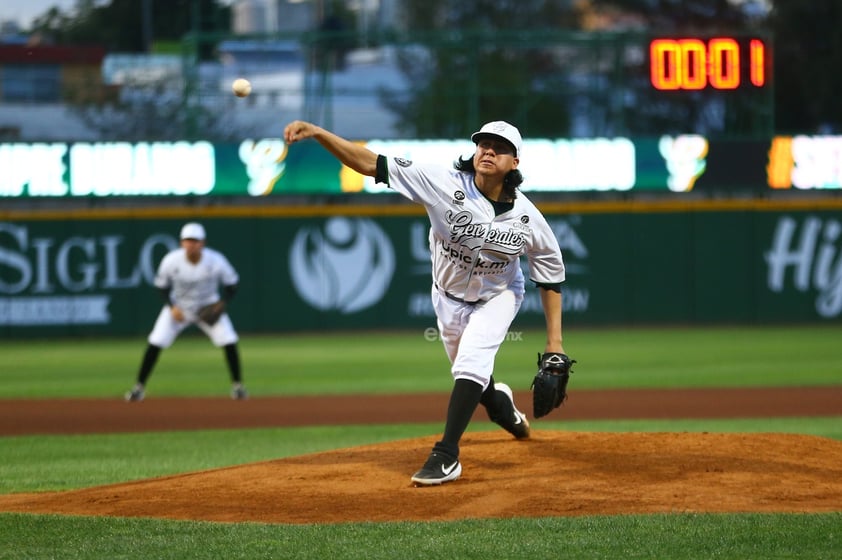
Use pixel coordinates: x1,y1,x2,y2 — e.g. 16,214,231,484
435,284,482,305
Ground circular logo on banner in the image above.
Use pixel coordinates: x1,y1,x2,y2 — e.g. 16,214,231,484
289,217,396,313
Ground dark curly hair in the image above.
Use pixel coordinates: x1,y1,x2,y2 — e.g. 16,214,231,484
454,156,523,201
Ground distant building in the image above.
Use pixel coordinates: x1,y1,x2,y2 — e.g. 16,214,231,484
232,0,267,34
232,0,315,34
0,44,107,103
0,19,25,40
0,44,109,141
231,0,404,35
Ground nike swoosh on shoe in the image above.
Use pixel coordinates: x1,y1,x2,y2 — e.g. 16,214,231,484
441,461,459,476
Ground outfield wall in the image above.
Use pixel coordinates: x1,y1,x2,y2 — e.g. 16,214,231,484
2,199,841,337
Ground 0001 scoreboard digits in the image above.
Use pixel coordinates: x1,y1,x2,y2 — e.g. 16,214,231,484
649,36,769,91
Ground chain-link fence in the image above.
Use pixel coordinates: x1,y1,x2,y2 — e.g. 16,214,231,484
176,29,773,141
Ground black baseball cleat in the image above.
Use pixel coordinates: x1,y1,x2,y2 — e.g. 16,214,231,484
488,382,531,439
410,451,462,486
230,383,248,400
124,384,145,402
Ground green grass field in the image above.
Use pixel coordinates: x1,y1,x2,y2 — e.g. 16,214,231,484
1,326,840,559
3,324,840,399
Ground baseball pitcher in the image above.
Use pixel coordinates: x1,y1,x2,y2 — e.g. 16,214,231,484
283,120,574,486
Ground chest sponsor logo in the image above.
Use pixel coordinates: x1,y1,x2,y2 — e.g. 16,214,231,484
409,217,591,317
438,210,526,274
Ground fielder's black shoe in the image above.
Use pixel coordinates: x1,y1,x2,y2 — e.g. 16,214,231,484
124,384,145,402
410,451,462,486
488,382,531,439
230,383,248,400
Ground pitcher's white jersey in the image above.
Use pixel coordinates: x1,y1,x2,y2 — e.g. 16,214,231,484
154,247,239,316
385,157,565,302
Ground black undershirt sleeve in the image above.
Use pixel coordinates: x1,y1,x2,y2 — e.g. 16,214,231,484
158,287,172,305
222,284,238,302
375,154,389,185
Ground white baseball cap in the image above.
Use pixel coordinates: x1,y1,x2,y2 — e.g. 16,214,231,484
180,222,206,241
471,121,523,157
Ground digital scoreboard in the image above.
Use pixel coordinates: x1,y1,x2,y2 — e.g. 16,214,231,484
649,36,770,91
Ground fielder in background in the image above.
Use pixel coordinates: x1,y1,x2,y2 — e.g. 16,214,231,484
283,120,569,486
125,222,247,402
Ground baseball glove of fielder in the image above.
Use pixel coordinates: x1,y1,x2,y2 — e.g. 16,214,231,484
531,352,576,419
197,301,225,326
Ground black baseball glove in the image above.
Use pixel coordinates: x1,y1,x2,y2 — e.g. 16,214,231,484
197,301,226,326
531,352,576,419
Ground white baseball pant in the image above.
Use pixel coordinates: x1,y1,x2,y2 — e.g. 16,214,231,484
432,283,524,391
147,306,239,348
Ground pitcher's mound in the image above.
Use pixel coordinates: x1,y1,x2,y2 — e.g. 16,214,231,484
1,431,840,524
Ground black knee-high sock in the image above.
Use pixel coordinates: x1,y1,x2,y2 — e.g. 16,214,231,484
435,379,484,458
136,344,161,385
224,344,241,383
479,375,497,408
479,375,508,420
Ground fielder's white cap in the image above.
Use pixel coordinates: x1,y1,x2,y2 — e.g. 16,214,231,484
471,121,523,157
180,222,206,241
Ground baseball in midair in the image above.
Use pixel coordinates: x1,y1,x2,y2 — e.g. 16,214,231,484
232,78,252,98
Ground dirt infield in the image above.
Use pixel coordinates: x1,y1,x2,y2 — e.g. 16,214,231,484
2,386,842,436
1,386,841,523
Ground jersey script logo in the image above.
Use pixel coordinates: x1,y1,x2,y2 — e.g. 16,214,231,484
445,210,526,251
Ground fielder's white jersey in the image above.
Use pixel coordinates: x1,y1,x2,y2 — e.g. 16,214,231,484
154,247,239,316
385,157,565,302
